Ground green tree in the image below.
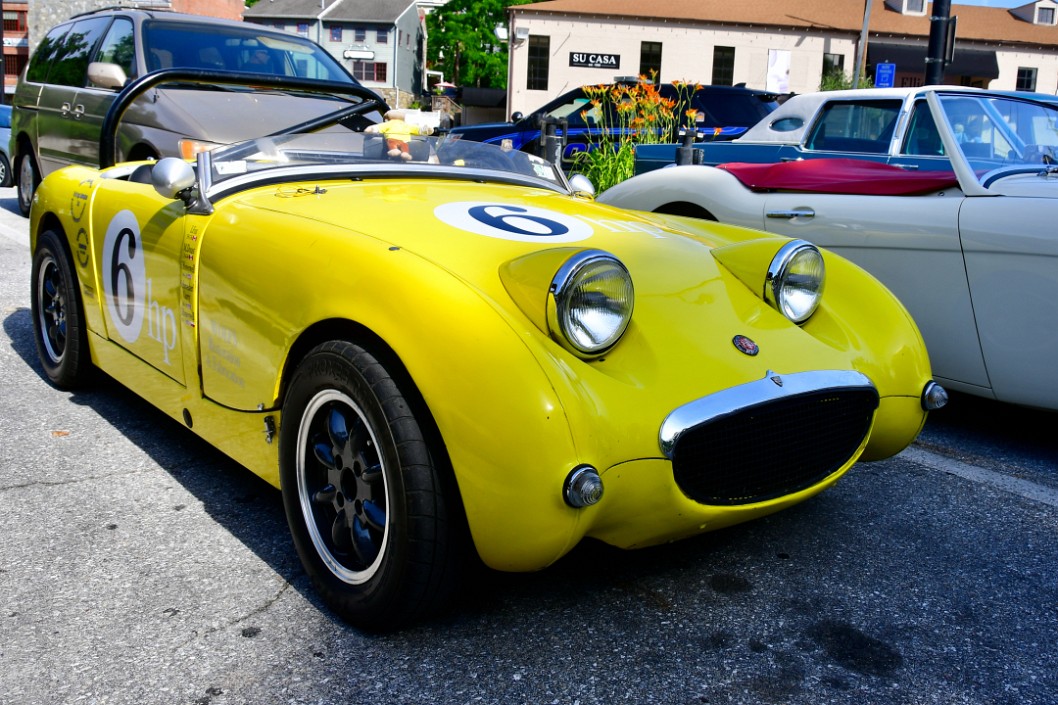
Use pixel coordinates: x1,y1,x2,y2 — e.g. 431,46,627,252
426,0,534,89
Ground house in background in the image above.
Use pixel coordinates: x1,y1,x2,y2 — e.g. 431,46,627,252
506,0,1058,119
244,0,428,108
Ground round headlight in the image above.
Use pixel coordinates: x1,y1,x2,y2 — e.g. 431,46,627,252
766,240,825,323
549,250,634,356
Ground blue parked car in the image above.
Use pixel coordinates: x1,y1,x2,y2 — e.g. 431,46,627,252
448,82,779,171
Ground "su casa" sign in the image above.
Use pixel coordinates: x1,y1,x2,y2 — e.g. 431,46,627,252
569,52,620,69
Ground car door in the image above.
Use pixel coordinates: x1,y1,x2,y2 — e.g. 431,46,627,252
759,191,991,392
89,179,187,385
960,196,1058,407
72,17,136,166
34,16,112,175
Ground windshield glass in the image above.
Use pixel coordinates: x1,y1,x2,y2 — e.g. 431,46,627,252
143,21,353,81
939,94,1058,179
207,132,566,188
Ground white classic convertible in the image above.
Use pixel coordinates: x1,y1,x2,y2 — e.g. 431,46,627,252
599,88,1058,409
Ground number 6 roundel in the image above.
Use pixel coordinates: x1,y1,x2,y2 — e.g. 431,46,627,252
434,202,593,243
102,210,146,344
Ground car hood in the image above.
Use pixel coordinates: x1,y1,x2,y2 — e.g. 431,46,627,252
124,87,364,143
237,178,728,284
231,177,868,370
986,171,1058,197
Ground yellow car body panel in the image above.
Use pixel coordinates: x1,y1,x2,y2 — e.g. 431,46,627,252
31,155,934,574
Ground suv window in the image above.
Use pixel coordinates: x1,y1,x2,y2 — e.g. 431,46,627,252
42,17,112,87
541,94,611,128
90,18,136,85
694,92,776,126
25,24,70,83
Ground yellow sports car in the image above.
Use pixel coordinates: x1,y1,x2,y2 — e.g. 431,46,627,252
28,72,945,629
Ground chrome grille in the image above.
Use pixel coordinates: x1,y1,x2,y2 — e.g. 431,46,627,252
660,371,878,506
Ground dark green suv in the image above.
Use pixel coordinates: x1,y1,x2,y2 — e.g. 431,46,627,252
11,8,368,215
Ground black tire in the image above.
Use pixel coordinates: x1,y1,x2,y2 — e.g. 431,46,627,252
280,340,464,629
0,152,11,188
31,229,93,388
17,150,40,217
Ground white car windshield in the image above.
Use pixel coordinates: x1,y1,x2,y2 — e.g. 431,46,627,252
939,94,1058,178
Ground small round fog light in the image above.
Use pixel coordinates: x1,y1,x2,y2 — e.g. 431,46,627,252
922,381,949,410
563,465,604,508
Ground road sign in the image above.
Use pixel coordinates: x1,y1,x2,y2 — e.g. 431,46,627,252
875,62,896,88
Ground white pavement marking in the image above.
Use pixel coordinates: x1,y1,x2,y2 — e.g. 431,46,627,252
902,445,1058,509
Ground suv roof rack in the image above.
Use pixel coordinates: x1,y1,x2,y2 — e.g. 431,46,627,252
70,5,174,20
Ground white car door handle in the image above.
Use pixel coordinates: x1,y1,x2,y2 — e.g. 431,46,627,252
72,104,85,118
766,207,815,219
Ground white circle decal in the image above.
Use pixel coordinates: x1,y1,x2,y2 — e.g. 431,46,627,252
434,202,594,243
102,210,146,344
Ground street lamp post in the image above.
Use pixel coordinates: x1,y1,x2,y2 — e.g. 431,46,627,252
925,0,953,85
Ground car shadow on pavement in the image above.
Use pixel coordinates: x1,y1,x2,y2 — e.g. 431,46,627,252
2,305,318,598
2,302,761,632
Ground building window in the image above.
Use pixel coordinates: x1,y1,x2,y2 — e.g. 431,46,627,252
3,10,27,32
377,28,388,44
1038,6,1056,24
712,46,735,86
527,35,549,91
353,61,387,82
640,41,662,79
354,27,366,42
904,0,926,14
330,26,342,42
1016,66,1038,91
296,23,309,35
823,53,845,77
4,54,27,78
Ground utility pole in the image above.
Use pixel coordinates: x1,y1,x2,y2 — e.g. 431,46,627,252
853,0,872,89
925,0,953,85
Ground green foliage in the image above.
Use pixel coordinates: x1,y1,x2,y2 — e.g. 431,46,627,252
572,79,702,192
426,0,534,89
820,70,874,91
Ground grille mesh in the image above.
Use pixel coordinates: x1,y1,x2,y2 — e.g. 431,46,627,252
671,388,879,505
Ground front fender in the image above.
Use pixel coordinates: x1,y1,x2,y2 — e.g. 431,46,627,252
195,205,587,572
599,166,767,230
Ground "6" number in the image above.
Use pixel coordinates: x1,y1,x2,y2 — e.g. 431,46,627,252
102,210,146,343
434,202,593,243
467,205,569,237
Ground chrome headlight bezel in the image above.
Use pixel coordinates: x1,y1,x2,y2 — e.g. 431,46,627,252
547,250,634,357
765,240,825,324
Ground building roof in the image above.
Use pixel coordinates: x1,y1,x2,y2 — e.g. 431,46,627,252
513,0,1058,49
244,0,414,23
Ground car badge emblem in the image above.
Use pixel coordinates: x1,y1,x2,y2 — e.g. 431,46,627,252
732,335,759,356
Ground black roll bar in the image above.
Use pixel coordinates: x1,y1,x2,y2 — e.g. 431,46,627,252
100,68,389,168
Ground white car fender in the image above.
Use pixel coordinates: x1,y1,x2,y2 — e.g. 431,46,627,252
598,165,767,230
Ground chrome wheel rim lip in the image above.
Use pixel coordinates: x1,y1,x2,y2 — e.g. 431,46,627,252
36,253,66,365
296,389,389,585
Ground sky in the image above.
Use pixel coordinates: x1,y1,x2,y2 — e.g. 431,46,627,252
951,0,1027,6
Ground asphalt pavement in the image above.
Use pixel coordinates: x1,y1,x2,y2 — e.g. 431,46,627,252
1,187,1056,705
